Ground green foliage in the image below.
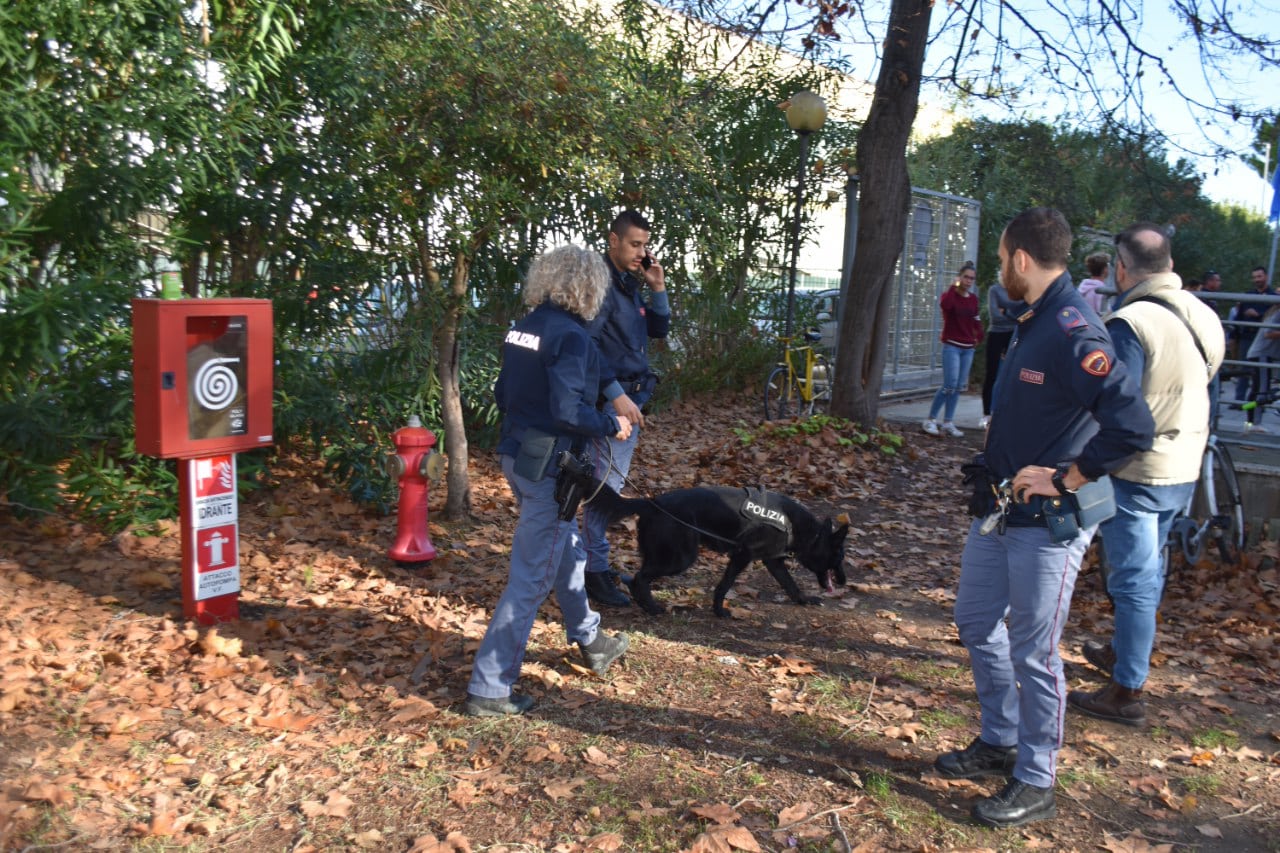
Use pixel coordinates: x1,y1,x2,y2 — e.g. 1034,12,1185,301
63,445,178,533
733,414,904,456
908,118,1272,291
0,0,857,528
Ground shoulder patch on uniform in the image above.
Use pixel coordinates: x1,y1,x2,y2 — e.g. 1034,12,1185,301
1081,349,1111,376
1057,307,1089,333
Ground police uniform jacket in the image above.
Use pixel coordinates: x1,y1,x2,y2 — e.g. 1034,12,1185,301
588,254,671,407
986,271,1155,527
495,301,621,458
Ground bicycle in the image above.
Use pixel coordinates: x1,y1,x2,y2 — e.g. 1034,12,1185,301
763,330,832,420
1168,432,1245,565
1095,432,1245,602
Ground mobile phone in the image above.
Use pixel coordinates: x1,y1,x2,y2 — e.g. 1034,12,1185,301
641,252,653,271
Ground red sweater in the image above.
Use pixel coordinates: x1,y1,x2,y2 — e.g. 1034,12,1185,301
939,285,984,348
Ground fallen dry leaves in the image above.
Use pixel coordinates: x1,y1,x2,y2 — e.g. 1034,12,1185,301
0,391,1277,851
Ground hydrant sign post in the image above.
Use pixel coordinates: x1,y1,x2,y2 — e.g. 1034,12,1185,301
181,454,241,623
132,298,273,625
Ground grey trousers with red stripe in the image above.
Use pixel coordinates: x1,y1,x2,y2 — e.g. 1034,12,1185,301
953,520,1093,789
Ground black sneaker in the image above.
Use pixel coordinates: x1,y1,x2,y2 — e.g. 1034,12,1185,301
462,692,535,717
934,737,1018,779
578,631,629,675
972,778,1056,828
585,571,631,608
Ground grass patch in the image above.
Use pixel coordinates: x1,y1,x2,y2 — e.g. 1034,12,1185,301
864,770,895,798
919,708,968,733
1191,729,1240,750
1182,773,1224,796
1058,766,1110,791
804,675,870,715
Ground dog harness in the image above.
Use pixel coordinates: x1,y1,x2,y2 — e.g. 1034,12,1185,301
739,487,792,558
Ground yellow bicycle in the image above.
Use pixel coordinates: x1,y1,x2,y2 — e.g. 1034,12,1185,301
764,330,832,420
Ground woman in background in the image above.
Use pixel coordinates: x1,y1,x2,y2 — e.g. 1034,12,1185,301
923,261,984,438
1077,252,1111,315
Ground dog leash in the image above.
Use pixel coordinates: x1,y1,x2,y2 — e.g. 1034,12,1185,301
587,442,770,549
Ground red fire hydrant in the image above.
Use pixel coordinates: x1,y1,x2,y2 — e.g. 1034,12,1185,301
387,415,444,567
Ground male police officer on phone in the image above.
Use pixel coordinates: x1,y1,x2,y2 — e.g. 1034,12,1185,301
581,210,671,607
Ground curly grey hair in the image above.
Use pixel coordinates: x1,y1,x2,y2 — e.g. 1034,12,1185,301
523,245,609,321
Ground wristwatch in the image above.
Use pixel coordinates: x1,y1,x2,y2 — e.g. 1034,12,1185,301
1052,466,1078,495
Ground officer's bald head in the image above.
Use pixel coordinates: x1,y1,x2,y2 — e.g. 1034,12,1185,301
1113,222,1173,280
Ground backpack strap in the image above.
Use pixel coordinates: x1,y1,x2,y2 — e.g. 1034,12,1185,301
1118,295,1209,368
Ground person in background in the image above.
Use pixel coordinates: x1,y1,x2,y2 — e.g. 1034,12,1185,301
465,245,632,717
1069,222,1223,728
1077,252,1111,315
1233,266,1276,430
1202,270,1222,293
923,261,984,438
1243,301,1280,433
933,207,1153,830
581,210,672,608
981,271,1021,430
1184,278,1202,292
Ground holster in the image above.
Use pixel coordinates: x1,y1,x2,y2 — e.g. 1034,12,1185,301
512,427,569,482
960,453,996,518
1040,475,1116,543
553,449,596,521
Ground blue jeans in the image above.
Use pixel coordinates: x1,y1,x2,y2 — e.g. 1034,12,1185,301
929,344,976,422
582,401,640,575
468,455,601,699
1097,478,1195,689
954,520,1092,789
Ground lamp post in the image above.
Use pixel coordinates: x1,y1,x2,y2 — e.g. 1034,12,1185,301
783,89,828,340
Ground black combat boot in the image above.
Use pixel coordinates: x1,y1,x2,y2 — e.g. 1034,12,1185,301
585,571,631,608
972,778,1056,828
934,737,1018,779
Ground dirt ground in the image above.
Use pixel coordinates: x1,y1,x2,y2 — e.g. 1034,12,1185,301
1,391,1277,852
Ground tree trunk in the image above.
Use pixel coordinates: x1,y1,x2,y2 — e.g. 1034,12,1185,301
830,0,933,426
436,250,472,519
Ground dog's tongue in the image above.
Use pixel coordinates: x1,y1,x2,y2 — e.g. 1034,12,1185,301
824,572,835,593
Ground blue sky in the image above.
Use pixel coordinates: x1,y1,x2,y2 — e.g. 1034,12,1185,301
717,0,1280,211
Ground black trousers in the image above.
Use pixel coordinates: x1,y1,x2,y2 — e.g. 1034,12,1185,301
982,330,1014,416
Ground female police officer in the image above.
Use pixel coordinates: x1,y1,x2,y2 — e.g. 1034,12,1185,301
464,245,633,717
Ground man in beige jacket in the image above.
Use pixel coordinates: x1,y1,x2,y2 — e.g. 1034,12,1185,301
1069,222,1225,727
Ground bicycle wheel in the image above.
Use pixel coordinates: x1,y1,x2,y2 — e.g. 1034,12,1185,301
806,355,832,416
1171,515,1203,566
764,365,799,420
1206,440,1246,562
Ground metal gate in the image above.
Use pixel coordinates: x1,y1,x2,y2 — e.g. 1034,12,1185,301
838,179,982,394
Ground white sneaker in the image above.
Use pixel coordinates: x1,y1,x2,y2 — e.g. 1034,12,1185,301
941,422,964,438
979,415,991,429
922,419,940,436
1245,422,1268,434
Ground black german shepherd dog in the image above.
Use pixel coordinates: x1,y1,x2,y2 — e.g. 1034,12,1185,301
569,467,849,617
